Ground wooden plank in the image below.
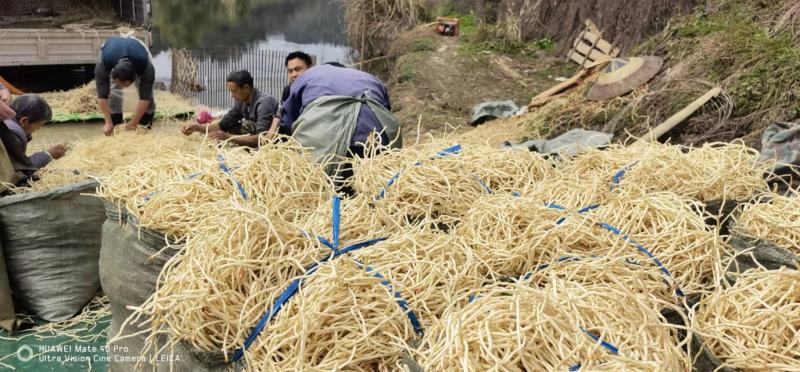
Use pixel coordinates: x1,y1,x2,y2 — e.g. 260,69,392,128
637,87,722,143
575,41,611,63
585,19,601,34
528,68,592,109
582,30,614,55
568,51,593,65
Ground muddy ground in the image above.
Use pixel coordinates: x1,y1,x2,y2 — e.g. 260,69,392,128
386,25,574,142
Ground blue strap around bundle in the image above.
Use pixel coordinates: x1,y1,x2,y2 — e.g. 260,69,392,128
581,327,620,354
376,144,462,200
231,196,415,362
217,155,248,200
610,162,637,191
353,259,424,335
141,172,203,202
597,222,685,298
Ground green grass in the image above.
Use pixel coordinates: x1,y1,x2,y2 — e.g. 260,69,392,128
634,0,800,117
411,37,436,52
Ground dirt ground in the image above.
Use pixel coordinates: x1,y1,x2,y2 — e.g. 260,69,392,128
387,26,575,142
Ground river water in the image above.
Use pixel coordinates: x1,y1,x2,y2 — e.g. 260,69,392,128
151,0,351,87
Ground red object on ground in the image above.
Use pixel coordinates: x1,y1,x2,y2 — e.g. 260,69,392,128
196,110,213,124
436,17,460,37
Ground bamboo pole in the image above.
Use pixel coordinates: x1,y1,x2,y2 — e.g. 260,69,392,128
637,87,722,143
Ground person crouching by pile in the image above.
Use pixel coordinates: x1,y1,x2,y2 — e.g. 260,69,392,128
181,70,278,148
0,95,68,188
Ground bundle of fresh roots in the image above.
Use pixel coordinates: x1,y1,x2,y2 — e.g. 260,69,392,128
522,256,683,310
734,193,800,255
47,82,98,114
27,129,210,192
584,191,730,295
102,141,331,240
41,81,194,115
350,230,489,323
121,208,331,361
352,142,557,227
693,269,800,370
416,281,689,371
559,141,771,202
245,258,418,371
457,191,721,296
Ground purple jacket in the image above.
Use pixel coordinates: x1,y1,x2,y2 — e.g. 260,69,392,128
281,65,392,147
2,119,52,170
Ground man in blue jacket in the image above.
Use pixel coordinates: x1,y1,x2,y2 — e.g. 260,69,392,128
94,36,156,136
280,63,402,193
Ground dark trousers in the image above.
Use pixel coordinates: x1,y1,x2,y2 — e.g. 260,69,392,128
336,135,390,197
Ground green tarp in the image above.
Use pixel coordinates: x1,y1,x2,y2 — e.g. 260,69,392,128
50,109,194,124
0,300,110,372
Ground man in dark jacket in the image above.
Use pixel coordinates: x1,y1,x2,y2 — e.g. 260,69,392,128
0,95,67,184
94,36,156,136
181,70,278,148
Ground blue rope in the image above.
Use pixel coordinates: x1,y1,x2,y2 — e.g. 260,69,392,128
610,162,637,191
217,155,249,200
231,196,411,362
581,328,620,354
541,201,683,297
142,172,203,202
569,365,581,371
231,261,323,362
354,259,424,335
376,145,462,200
576,204,600,214
476,178,494,194
596,222,685,298
331,196,341,251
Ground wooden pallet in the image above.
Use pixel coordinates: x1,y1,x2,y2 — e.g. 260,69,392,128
566,20,620,68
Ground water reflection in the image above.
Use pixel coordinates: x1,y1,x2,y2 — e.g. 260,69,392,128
150,0,351,105
151,0,349,52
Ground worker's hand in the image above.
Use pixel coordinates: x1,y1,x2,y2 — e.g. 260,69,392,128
125,121,139,132
47,144,68,160
208,130,231,141
102,122,115,137
0,91,11,105
180,124,198,136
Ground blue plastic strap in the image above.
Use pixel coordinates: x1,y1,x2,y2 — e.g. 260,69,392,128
611,169,627,186
142,172,203,202
476,178,493,194
232,262,323,362
569,365,581,371
356,260,424,335
597,222,685,298
610,162,637,191
232,197,390,362
317,237,336,251
433,144,462,158
376,145,462,200
581,328,620,354
332,196,341,251
217,155,249,200
577,204,600,214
